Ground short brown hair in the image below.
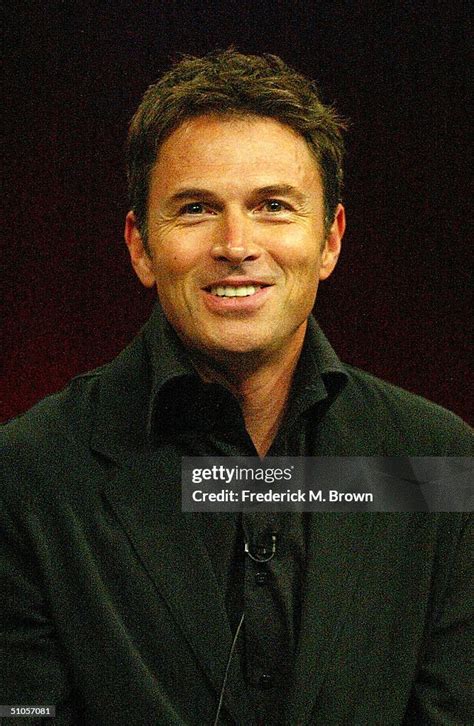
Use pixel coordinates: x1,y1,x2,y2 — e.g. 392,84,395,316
126,50,346,242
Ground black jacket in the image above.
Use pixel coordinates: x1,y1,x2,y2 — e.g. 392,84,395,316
1,309,473,724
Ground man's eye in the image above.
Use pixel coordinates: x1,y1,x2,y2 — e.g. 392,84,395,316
182,202,206,215
261,199,287,213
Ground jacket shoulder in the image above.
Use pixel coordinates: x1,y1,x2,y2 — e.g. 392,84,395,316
2,324,149,453
2,366,104,449
0,368,107,504
334,364,473,455
1,324,151,501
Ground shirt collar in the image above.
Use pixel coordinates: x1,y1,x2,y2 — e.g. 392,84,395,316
304,315,348,385
142,304,197,436
143,304,348,439
282,315,348,428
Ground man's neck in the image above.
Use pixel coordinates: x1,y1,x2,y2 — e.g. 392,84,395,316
191,324,307,456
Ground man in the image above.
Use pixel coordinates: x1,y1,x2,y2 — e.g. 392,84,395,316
1,51,472,725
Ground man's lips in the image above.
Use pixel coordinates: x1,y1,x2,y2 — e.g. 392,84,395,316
203,277,273,287
202,278,274,299
200,280,274,311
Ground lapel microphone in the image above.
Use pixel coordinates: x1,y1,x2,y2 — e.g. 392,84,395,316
244,533,277,563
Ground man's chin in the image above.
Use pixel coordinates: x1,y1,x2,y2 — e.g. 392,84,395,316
177,318,308,365
198,339,272,360
179,330,275,361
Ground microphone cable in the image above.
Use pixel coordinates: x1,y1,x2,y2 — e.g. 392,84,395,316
213,526,278,722
212,611,245,726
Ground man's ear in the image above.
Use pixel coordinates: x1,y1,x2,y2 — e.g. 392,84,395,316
319,203,346,281
124,211,156,288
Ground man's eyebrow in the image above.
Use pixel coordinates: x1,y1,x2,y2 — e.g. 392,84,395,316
166,188,217,205
252,185,309,204
165,184,309,206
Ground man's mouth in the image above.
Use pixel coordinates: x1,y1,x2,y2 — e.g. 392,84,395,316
208,285,264,298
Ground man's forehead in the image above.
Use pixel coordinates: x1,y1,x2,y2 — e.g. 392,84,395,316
151,113,322,194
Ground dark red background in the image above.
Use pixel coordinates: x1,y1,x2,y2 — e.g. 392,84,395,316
2,2,473,424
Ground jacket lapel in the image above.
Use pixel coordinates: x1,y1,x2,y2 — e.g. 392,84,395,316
285,512,376,723
100,451,253,724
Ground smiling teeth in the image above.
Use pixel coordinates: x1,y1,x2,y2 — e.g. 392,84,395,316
210,285,260,297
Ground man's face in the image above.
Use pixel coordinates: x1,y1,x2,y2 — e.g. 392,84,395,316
125,115,345,362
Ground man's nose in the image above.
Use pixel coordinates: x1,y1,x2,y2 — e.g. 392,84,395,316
210,210,261,264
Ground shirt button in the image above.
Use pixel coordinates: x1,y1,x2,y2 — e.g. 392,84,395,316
255,571,268,586
259,673,274,689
